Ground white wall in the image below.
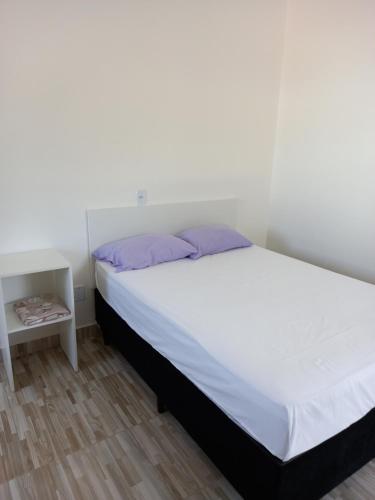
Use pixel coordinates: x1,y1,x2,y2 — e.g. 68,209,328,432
268,0,375,283
0,0,286,325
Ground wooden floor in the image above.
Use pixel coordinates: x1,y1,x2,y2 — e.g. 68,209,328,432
0,329,374,500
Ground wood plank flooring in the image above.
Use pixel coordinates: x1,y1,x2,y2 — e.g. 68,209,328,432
0,327,374,499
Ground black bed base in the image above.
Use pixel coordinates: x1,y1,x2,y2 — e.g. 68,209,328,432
95,289,375,499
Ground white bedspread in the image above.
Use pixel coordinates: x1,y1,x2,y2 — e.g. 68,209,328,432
96,246,375,461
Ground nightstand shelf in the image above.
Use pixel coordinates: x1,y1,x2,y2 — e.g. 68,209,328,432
0,249,78,390
5,301,73,334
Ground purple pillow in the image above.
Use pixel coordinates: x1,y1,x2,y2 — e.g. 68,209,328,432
177,224,252,260
93,233,196,272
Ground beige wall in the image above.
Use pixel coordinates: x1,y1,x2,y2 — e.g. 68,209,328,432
268,0,375,283
0,0,286,325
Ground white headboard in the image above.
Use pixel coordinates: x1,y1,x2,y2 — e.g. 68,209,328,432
87,198,238,259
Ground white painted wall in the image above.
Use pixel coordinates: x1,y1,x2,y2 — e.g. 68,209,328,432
0,0,286,325
268,0,375,283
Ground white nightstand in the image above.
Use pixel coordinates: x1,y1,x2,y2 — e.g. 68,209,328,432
0,249,78,390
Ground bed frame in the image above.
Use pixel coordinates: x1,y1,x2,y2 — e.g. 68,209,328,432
88,200,375,500
95,289,375,499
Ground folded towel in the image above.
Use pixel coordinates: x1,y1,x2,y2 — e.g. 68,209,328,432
14,293,70,327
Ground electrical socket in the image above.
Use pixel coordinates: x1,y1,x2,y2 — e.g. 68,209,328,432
74,286,86,302
136,189,147,206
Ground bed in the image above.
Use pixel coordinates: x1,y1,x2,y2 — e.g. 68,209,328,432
88,199,375,499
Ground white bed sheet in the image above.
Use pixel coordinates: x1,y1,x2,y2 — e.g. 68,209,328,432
95,246,375,461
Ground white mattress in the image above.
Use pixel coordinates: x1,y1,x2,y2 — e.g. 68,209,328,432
95,246,375,461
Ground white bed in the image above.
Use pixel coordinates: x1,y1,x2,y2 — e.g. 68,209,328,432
96,244,375,461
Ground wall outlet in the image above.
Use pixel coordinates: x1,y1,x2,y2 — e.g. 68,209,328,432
136,189,148,206
74,285,86,302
